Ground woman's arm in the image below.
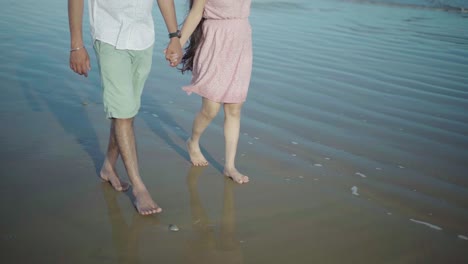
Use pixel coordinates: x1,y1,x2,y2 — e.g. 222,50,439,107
179,0,208,47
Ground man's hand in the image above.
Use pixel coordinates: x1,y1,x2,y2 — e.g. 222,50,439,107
164,49,180,67
165,38,183,67
69,47,91,77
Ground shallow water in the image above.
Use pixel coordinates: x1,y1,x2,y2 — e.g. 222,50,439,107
348,0,468,9
1,0,468,263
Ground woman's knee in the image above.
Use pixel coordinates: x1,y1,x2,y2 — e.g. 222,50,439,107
200,104,220,120
224,104,242,118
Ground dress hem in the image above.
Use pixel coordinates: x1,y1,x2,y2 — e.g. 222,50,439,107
182,85,247,104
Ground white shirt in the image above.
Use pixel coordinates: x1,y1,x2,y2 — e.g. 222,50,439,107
88,0,155,50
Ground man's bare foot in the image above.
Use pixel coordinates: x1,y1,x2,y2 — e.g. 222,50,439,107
133,188,162,216
224,168,249,184
187,138,209,166
100,165,130,192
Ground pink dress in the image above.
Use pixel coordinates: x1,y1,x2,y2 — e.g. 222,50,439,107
183,0,252,103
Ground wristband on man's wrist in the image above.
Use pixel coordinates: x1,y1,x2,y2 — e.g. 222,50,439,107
168,30,181,39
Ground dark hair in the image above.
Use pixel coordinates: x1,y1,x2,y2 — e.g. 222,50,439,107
180,0,205,74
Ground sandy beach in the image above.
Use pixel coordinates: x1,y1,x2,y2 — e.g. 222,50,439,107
1,0,468,263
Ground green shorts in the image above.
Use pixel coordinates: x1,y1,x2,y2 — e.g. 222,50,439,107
94,40,153,119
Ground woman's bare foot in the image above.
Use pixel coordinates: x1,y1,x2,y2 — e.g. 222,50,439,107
100,165,130,192
224,168,249,184
133,188,162,215
187,138,209,166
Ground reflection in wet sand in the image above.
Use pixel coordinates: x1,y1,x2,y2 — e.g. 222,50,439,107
184,166,243,264
101,167,243,263
102,184,161,263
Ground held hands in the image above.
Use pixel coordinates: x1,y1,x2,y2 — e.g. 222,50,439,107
69,47,91,77
69,38,180,76
164,38,183,67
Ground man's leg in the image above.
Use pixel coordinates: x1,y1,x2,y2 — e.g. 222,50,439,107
100,121,130,191
95,40,159,215
223,103,249,184
113,117,161,215
187,97,221,166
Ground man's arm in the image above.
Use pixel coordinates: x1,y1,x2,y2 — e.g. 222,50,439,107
157,0,182,67
68,0,90,77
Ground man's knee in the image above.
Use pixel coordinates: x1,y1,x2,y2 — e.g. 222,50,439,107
113,117,134,126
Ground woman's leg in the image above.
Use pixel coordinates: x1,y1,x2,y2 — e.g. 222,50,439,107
187,97,221,166
223,103,249,184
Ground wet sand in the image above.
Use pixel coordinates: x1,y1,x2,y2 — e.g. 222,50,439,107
1,0,468,263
